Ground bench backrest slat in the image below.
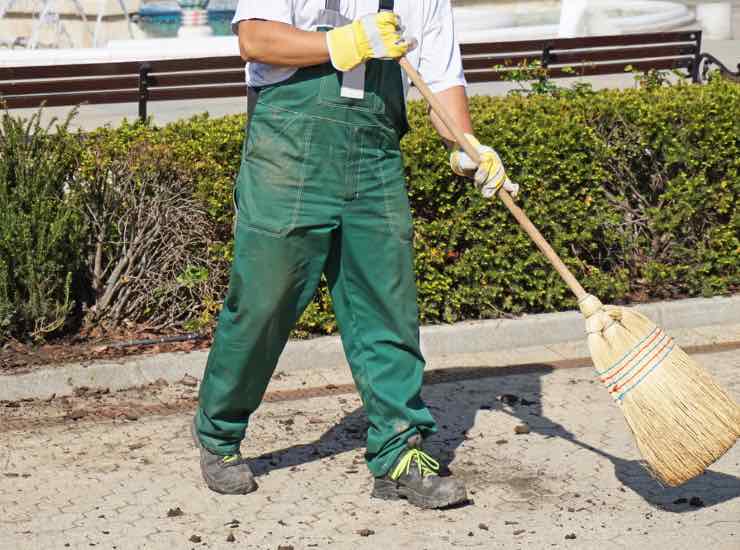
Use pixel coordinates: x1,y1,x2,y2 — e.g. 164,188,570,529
465,57,693,83
150,70,245,88
0,69,246,98
148,84,247,102
460,30,700,56
2,90,139,109
2,75,140,96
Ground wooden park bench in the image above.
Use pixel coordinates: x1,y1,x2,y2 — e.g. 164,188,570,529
1,30,738,121
0,55,246,119
460,30,738,85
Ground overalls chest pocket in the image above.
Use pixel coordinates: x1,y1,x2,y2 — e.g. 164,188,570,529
318,60,388,115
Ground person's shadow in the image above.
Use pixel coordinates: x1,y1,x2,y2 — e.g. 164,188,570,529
248,363,740,511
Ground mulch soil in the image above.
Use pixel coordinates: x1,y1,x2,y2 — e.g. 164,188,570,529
0,331,212,375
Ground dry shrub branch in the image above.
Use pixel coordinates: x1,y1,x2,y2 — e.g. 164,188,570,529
74,140,225,331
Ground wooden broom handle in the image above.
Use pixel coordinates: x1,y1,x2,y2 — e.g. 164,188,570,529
399,57,588,302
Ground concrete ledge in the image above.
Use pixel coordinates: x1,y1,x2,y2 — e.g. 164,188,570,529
2,294,738,402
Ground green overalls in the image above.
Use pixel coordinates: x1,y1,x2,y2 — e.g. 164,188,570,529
195,0,437,477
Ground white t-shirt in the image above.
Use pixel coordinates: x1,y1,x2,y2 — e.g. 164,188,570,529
231,0,466,94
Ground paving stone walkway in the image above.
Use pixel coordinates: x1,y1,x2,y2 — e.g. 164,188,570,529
1,349,738,550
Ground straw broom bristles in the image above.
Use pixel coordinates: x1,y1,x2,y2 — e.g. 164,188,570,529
397,57,740,488
579,294,740,486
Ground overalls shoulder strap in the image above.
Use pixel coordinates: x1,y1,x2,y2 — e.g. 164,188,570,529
323,0,394,12
317,0,395,31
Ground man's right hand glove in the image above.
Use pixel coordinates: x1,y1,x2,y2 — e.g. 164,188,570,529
326,12,411,72
450,134,520,198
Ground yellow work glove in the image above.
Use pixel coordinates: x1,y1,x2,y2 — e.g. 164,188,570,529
450,134,520,198
326,11,411,72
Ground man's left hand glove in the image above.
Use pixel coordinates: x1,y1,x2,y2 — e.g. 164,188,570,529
450,134,520,198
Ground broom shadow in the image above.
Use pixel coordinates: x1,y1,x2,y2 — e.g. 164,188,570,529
248,364,740,510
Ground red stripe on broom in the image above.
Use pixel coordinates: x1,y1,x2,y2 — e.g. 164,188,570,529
600,329,664,383
609,336,674,395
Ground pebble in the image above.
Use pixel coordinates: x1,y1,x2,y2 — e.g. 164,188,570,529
357,529,375,537
67,410,87,420
565,533,577,540
514,424,531,435
166,507,183,518
226,532,236,543
188,534,201,543
180,374,199,387
513,529,526,536
478,523,489,531
498,394,520,405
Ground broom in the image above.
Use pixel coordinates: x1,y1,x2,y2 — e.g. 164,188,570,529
398,58,740,486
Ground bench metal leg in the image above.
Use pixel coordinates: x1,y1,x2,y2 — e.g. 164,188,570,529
138,64,151,121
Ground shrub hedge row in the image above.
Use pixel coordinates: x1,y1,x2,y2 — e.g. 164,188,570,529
0,77,737,341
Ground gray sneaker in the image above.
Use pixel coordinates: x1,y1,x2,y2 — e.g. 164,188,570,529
371,436,467,509
191,418,258,495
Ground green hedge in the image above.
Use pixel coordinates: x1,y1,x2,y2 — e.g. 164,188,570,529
0,111,85,341
1,77,738,341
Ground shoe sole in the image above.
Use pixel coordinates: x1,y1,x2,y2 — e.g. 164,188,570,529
371,478,468,509
191,417,258,495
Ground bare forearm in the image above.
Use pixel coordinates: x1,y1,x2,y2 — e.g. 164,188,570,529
429,86,474,148
238,20,331,66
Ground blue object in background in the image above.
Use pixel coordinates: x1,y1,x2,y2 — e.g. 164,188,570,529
137,0,236,38
206,0,236,36
138,1,182,38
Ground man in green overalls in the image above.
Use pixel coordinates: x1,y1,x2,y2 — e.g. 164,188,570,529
192,0,518,509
